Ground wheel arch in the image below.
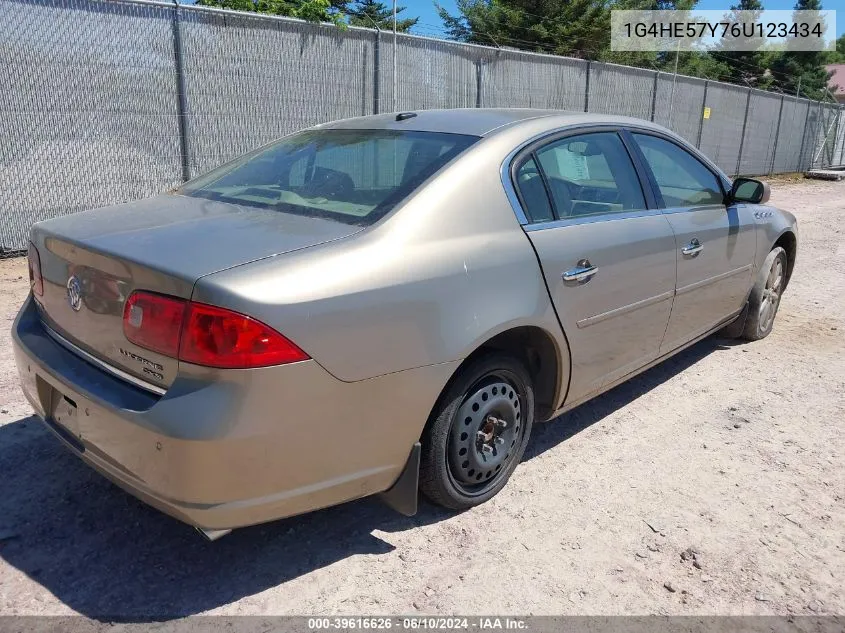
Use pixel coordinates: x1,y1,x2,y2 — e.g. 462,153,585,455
773,230,797,291
421,324,571,443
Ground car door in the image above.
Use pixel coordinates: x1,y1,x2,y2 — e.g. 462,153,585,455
629,132,757,354
513,130,677,403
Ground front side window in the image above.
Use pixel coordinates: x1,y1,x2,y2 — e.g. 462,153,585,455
532,132,647,219
180,129,478,226
632,133,724,208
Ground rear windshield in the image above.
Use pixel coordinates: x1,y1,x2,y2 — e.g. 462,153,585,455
179,129,479,226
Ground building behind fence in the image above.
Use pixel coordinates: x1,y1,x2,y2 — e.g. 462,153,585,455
2,0,844,252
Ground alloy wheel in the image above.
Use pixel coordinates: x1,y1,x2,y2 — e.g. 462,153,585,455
759,255,783,332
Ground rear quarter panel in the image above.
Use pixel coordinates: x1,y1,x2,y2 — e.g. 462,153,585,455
752,205,798,279
192,135,569,389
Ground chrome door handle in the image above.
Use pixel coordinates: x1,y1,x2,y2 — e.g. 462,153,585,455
681,238,703,256
562,259,598,283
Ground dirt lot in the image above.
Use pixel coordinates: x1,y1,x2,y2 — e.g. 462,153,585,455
0,179,843,619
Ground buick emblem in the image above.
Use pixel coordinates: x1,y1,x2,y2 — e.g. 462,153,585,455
66,275,82,312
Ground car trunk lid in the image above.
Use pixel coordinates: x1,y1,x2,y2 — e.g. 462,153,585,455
31,194,362,391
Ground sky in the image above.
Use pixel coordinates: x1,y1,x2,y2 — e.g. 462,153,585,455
403,0,843,39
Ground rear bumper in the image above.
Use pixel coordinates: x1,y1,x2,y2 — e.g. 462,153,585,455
13,295,456,530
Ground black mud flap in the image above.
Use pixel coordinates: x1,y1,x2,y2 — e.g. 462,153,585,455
719,301,749,339
379,442,420,516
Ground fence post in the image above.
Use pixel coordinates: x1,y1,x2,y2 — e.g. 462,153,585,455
476,60,484,108
649,71,658,122
827,105,840,166
826,104,839,167
733,88,753,176
809,100,822,169
811,100,822,169
818,100,825,167
768,95,785,176
695,80,709,149
583,60,591,112
796,101,812,172
171,0,191,182
839,107,845,166
373,30,380,114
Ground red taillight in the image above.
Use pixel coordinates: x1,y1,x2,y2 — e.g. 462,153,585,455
122,291,308,369
27,243,43,297
123,292,186,358
179,301,309,369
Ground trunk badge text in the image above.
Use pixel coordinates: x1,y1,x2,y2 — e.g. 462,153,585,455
118,348,164,381
66,276,82,312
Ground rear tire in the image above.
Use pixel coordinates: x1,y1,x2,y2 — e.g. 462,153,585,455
742,246,787,341
419,354,534,510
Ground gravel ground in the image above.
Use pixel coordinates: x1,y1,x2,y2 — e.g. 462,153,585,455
0,179,842,619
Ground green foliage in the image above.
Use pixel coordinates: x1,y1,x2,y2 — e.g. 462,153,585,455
826,34,845,63
437,0,715,66
348,0,417,31
437,0,611,58
438,0,835,98
197,0,836,100
768,0,833,98
671,51,732,80
196,0,346,25
710,0,770,88
196,0,423,29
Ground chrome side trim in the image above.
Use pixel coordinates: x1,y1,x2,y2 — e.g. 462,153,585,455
499,121,731,228
676,264,753,297
661,204,727,215
524,207,662,231
576,290,675,329
42,324,167,396
552,305,744,416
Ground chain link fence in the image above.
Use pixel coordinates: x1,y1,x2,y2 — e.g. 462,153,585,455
2,0,844,254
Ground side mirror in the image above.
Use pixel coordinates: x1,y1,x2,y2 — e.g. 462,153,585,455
730,177,770,204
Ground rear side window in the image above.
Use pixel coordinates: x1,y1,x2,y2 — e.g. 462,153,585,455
532,132,646,219
180,129,478,225
515,157,554,223
632,134,724,208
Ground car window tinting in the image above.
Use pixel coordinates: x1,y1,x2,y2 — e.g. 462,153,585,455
179,129,479,226
515,157,554,223
632,134,724,208
533,132,646,219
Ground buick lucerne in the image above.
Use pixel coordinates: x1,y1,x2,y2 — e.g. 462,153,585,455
13,109,798,539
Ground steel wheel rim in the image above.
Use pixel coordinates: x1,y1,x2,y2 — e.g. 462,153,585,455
446,372,525,497
759,256,783,331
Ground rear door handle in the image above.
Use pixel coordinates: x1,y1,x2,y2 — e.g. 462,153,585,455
681,238,703,256
562,259,598,283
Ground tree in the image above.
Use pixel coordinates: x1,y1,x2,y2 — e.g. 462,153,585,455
643,0,733,79
437,0,728,76
195,0,347,25
768,0,833,99
668,51,732,80
826,33,845,63
437,0,611,59
347,0,417,31
712,0,774,89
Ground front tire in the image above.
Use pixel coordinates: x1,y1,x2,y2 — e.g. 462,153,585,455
419,354,535,510
742,246,787,341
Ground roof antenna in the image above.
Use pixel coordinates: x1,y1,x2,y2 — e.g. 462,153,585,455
396,112,417,121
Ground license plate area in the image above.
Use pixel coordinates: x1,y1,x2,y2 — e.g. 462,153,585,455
49,388,81,438
46,388,86,453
